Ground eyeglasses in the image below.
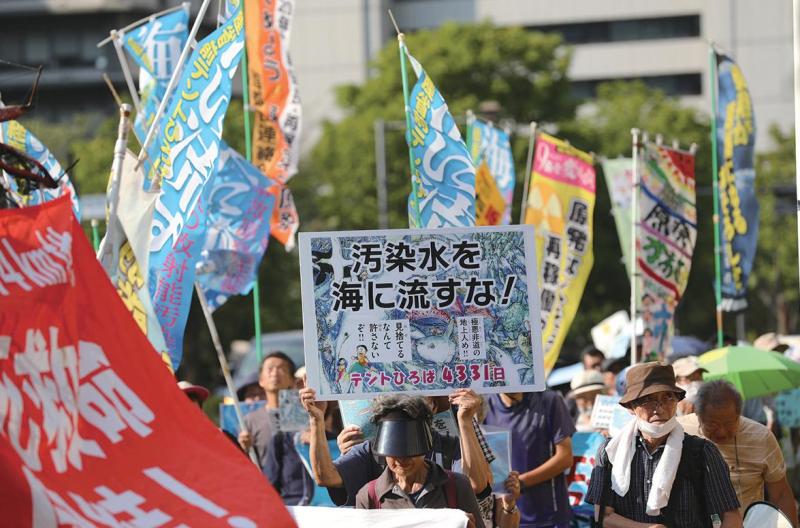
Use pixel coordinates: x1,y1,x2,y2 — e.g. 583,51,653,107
633,393,679,410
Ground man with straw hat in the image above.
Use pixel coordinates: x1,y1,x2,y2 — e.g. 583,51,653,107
585,362,741,527
568,370,608,432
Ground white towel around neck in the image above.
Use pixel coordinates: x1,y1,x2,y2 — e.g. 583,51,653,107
605,417,685,516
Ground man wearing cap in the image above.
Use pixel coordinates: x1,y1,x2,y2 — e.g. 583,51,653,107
679,380,797,525
585,362,741,527
672,356,707,416
353,394,485,527
569,370,608,432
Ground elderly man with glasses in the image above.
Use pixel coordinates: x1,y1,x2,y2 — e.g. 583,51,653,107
585,362,742,528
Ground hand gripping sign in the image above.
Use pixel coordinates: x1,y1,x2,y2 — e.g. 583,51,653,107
299,225,545,399
0,196,295,527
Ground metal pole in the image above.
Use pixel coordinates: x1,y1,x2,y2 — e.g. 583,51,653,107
110,32,142,113
630,128,641,366
194,282,259,466
239,8,263,365
374,118,389,229
709,44,725,348
137,0,214,165
794,0,800,304
519,121,538,224
90,219,101,252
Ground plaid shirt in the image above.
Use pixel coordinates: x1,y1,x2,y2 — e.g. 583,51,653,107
586,434,740,527
473,417,496,464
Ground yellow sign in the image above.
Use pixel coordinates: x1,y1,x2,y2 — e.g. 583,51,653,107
475,162,506,226
524,134,595,373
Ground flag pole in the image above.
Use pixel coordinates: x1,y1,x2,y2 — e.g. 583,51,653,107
194,282,260,466
708,43,724,348
110,32,142,113
793,0,800,303
519,121,538,224
98,104,133,267
90,219,101,252
397,32,422,226
466,109,475,157
630,128,641,366
239,6,263,365
137,0,214,166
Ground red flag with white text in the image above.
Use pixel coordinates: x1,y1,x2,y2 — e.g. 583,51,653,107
0,196,295,527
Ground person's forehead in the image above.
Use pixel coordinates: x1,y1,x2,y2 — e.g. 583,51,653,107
263,357,290,369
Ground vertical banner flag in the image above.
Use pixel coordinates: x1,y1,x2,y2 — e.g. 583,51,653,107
474,161,506,226
469,120,516,224
0,121,81,220
524,133,595,373
195,144,279,311
244,0,302,250
120,7,190,144
567,432,605,519
245,0,302,184
404,49,476,229
0,197,296,527
99,151,172,369
715,53,758,312
146,1,245,368
298,226,544,399
637,143,697,360
601,158,634,275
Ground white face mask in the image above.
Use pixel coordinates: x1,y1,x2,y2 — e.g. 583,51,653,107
637,416,679,438
678,381,702,402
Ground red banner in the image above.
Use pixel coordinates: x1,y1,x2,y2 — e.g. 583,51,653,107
0,197,295,527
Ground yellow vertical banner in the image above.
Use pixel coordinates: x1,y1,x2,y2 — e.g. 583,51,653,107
524,133,595,373
475,161,506,226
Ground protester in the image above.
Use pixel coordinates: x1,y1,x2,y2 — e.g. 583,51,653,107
568,370,607,432
236,373,266,402
679,380,797,524
671,356,706,416
238,351,296,469
300,387,494,512
581,346,605,372
585,362,742,527
483,389,575,528
352,395,485,527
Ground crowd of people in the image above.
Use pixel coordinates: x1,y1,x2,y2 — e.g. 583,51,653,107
176,340,800,528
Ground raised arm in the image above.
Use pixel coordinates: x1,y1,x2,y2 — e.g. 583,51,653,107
299,387,343,487
450,388,493,492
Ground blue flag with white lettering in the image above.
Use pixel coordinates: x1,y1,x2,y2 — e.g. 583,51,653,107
147,1,244,367
470,119,515,224
195,143,278,311
404,48,475,228
120,7,189,143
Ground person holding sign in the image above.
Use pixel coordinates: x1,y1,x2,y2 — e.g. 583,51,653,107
483,389,575,527
585,363,741,528
568,370,608,433
352,395,485,527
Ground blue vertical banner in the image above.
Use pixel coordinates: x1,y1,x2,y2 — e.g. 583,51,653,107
120,7,190,144
195,143,278,311
469,119,515,225
715,53,759,312
146,1,245,367
0,121,81,220
404,48,476,228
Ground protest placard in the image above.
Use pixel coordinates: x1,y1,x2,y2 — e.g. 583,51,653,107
219,401,263,436
776,389,800,428
339,399,378,440
590,395,621,430
431,409,460,438
482,426,512,493
0,197,294,527
609,404,635,437
279,389,310,432
568,432,605,519
299,226,544,399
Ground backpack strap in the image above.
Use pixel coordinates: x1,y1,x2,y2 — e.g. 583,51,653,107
368,479,381,509
443,470,458,509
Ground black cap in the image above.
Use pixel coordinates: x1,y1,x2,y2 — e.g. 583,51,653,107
373,411,433,457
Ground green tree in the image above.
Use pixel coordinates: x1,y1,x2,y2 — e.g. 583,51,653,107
749,125,799,335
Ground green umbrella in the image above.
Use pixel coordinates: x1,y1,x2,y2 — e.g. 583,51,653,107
697,346,800,400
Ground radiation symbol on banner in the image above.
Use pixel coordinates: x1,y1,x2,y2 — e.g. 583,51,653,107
526,181,564,235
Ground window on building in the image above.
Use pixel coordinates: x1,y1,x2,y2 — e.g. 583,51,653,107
529,15,700,45
571,73,702,100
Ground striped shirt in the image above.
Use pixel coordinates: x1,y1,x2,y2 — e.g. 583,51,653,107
585,434,740,527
